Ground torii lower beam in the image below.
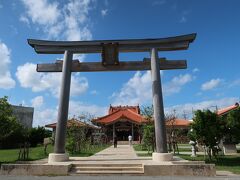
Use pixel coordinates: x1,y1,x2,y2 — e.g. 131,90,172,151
37,59,187,72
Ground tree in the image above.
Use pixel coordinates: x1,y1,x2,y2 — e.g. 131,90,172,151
0,96,26,149
142,125,155,153
165,113,179,154
224,107,240,144
191,110,224,160
28,126,51,147
141,106,155,152
66,124,88,154
65,113,95,154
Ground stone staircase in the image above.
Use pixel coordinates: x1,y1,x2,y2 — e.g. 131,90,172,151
70,163,144,175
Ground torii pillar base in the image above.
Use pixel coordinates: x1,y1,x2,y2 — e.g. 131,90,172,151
48,153,69,163
152,152,173,162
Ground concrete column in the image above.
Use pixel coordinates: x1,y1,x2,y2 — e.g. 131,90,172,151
49,51,72,163
150,48,168,153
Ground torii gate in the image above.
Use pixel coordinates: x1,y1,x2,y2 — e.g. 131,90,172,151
28,33,196,162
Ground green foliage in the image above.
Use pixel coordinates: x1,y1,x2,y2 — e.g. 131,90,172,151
224,107,240,144
0,96,26,149
178,153,240,174
142,124,155,153
28,126,51,147
191,110,224,159
66,136,75,154
141,105,153,121
66,124,88,154
140,105,155,153
187,129,197,141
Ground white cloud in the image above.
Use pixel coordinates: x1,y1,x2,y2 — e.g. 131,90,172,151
179,16,186,23
33,108,58,127
19,15,30,25
179,10,190,23
164,73,194,95
101,9,108,16
32,100,108,127
0,42,16,89
21,0,60,25
16,63,88,97
21,0,93,41
90,90,98,95
201,78,222,91
69,100,107,117
192,68,199,73
229,79,240,88
165,97,239,119
111,71,193,105
111,71,152,105
31,96,44,108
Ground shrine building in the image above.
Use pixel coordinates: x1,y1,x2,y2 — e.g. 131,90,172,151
92,105,147,143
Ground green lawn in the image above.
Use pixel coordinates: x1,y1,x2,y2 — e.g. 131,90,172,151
133,144,191,155
178,154,240,174
69,144,110,157
0,145,53,164
0,144,110,164
133,144,240,174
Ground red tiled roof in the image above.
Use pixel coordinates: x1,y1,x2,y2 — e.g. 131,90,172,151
45,118,98,129
92,105,147,125
108,105,140,114
166,118,191,128
217,103,239,116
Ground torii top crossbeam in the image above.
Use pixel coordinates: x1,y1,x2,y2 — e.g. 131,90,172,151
28,33,196,54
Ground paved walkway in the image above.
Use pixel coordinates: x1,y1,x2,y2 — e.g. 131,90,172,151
69,145,151,164
92,145,138,159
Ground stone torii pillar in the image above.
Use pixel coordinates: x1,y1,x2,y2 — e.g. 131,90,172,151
151,48,172,161
48,51,73,162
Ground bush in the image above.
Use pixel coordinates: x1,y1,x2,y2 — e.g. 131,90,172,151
223,107,240,144
28,126,51,147
191,110,224,159
142,124,155,153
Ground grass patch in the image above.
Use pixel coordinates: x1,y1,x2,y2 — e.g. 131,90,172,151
0,144,110,164
133,144,191,152
178,144,191,147
178,154,240,174
0,145,53,164
133,144,145,151
134,144,240,174
177,148,191,152
69,144,110,157
133,144,152,157
137,152,152,157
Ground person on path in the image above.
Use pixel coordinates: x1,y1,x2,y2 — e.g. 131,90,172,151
128,134,132,146
113,136,118,148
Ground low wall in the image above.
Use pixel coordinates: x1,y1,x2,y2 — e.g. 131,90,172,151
144,163,215,176
1,164,71,176
1,162,215,176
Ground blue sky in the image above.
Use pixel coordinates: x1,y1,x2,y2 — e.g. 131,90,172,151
0,0,240,126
